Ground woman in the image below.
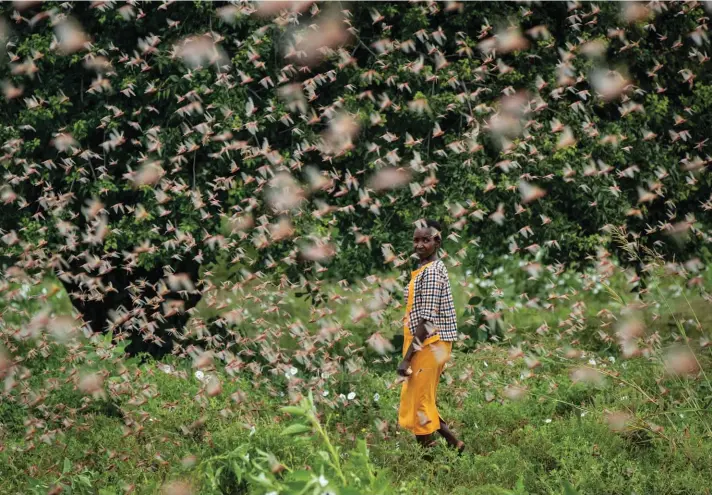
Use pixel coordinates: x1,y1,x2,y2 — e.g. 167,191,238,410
397,218,465,456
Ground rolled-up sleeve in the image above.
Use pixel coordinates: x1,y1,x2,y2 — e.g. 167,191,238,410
414,264,446,327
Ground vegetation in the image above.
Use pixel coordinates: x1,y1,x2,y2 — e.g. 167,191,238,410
2,1,712,494
3,245,712,494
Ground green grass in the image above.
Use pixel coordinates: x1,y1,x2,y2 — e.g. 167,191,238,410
2,260,712,494
3,342,711,494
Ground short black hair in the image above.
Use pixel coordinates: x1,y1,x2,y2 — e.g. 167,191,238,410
414,218,443,242
425,218,442,233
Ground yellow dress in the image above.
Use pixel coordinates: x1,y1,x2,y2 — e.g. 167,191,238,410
398,262,453,436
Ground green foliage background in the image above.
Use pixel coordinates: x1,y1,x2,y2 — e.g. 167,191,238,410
2,2,712,492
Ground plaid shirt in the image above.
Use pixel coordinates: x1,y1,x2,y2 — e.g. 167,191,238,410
404,259,459,342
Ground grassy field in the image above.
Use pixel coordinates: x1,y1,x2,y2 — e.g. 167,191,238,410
2,257,712,494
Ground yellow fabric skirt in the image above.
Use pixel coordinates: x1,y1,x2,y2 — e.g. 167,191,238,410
398,327,452,436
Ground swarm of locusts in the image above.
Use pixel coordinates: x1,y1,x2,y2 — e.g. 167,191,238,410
1,1,712,493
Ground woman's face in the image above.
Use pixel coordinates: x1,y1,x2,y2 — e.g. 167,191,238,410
413,227,440,260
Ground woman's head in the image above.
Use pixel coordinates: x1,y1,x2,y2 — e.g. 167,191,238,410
413,218,442,260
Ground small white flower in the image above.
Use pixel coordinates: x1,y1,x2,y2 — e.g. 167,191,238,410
339,393,345,400
580,411,587,417
608,356,616,363
588,358,597,366
347,392,356,400
544,418,552,423
322,390,329,397
318,474,329,487
194,370,205,381
290,367,298,376
373,393,380,402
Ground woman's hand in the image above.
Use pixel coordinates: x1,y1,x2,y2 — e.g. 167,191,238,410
397,359,412,377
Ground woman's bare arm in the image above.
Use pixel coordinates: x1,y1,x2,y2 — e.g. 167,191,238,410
397,319,429,376
403,319,429,362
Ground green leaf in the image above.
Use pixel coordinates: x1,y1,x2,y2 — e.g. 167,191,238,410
231,461,244,483
279,405,304,415
289,470,313,482
284,480,309,492
355,438,369,457
512,474,529,495
62,458,72,474
280,423,312,436
562,480,579,495
78,475,92,487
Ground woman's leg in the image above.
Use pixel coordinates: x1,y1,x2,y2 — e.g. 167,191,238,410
436,420,458,447
437,419,465,453
416,433,437,447
438,415,465,453
432,343,464,452
416,433,437,461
